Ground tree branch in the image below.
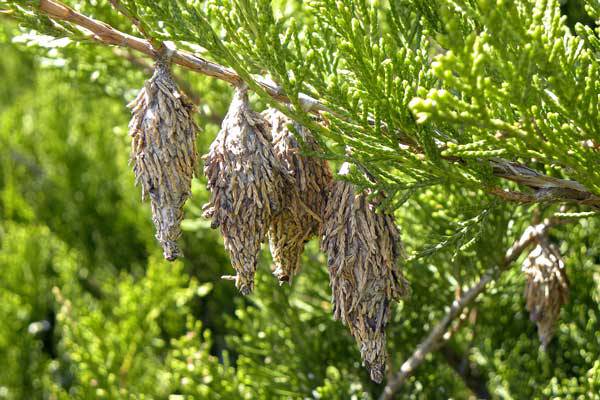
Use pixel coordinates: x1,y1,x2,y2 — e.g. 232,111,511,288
489,159,600,209
33,0,600,209
379,219,558,400
37,0,332,112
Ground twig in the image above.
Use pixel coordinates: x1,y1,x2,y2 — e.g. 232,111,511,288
32,0,600,209
490,159,600,209
488,187,537,203
379,219,558,400
38,2,237,81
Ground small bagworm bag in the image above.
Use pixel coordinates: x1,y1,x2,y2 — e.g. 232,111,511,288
202,88,285,295
263,108,332,284
321,163,410,383
128,45,198,261
522,242,569,348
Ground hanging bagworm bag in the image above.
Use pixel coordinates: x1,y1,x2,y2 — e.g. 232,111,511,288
263,108,333,284
522,242,569,349
128,44,198,261
203,87,285,295
321,163,410,383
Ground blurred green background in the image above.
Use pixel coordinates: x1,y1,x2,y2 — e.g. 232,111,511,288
1,1,600,399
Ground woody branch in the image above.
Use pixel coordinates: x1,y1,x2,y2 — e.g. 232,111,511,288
379,217,570,400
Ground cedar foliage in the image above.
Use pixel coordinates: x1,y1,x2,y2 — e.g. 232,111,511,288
1,0,600,398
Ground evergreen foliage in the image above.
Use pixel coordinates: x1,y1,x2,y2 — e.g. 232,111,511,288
1,0,599,398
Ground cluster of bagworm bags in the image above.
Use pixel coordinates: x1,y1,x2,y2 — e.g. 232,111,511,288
202,95,410,380
128,58,198,261
522,242,569,349
128,69,411,380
